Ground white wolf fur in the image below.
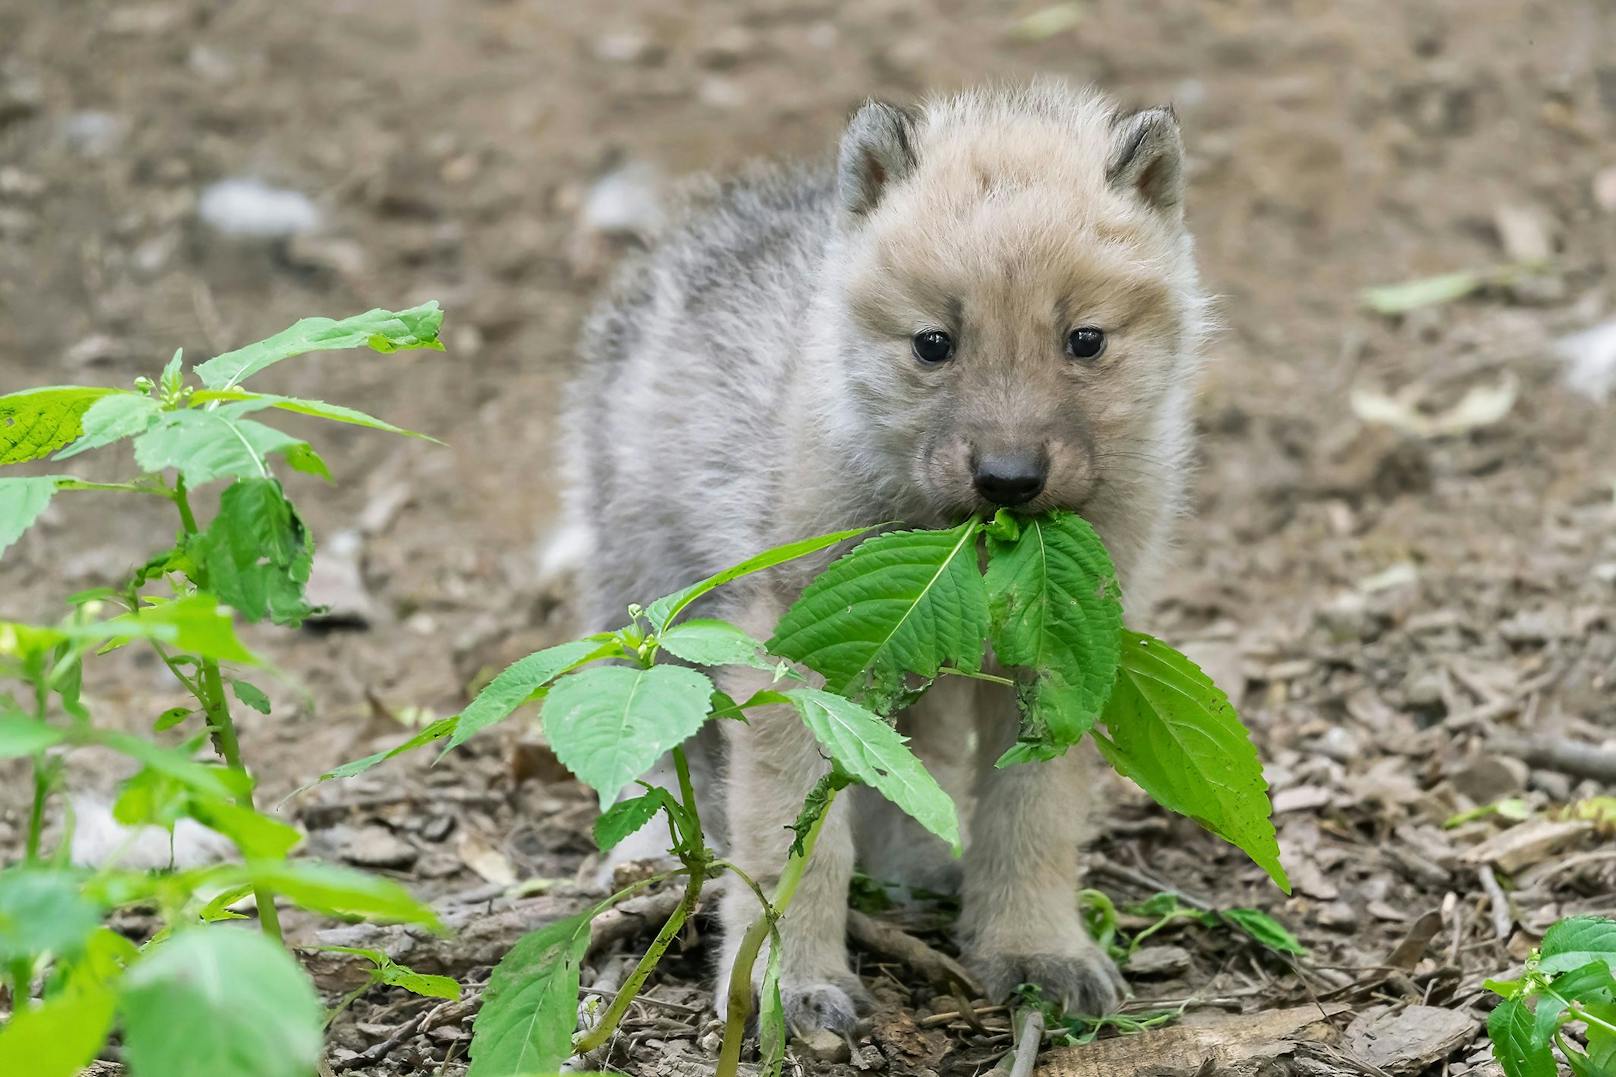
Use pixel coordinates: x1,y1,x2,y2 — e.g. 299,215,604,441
561,79,1210,1032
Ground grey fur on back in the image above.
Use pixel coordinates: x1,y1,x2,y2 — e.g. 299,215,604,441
563,164,846,629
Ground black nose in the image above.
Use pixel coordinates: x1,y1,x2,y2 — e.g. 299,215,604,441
972,453,1047,506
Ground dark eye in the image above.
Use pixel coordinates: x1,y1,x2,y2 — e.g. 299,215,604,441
912,330,955,364
1066,326,1106,361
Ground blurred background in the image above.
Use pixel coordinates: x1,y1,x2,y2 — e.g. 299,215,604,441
2,2,1615,1071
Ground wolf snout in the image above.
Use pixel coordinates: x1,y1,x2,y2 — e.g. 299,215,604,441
972,451,1047,506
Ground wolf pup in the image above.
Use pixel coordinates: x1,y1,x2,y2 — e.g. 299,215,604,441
562,81,1209,1033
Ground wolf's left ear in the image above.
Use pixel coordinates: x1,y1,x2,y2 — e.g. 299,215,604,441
837,100,919,218
1107,106,1184,218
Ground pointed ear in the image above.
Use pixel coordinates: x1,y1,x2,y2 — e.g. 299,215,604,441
837,100,919,218
1107,106,1184,217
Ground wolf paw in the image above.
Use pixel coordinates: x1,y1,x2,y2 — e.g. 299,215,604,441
970,946,1126,1016
780,975,871,1035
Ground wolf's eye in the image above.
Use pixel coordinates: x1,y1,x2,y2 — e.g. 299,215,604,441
1066,326,1106,361
912,330,954,364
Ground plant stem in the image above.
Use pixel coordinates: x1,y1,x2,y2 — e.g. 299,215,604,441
574,747,711,1055
716,785,841,1077
573,861,706,1055
938,666,1016,687
24,757,48,861
170,477,283,943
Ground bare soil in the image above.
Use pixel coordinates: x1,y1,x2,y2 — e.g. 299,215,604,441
2,1,1614,1075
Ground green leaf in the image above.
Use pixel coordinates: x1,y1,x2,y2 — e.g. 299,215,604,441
543,665,714,807
984,510,1123,761
88,730,250,804
132,403,306,487
594,788,679,853
758,930,787,1077
1219,908,1306,956
657,618,775,670
193,301,446,390
769,521,988,712
190,390,439,442
783,687,960,853
0,969,117,1077
467,911,593,1077
0,386,120,465
282,441,332,480
0,475,61,558
121,928,323,1077
0,711,65,757
105,593,259,664
153,706,192,731
53,392,162,459
1361,269,1488,315
319,716,458,781
1539,916,1616,977
380,962,462,1001
112,765,302,860
0,868,102,963
215,861,439,927
231,679,271,715
1094,633,1289,892
445,639,612,755
1487,996,1559,1077
645,525,873,631
193,478,315,626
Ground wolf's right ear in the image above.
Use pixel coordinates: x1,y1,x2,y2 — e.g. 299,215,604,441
837,100,919,218
1107,106,1184,218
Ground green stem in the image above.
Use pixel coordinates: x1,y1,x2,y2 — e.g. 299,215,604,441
573,747,711,1055
24,757,48,861
716,785,841,1077
171,477,283,944
938,666,1016,687
573,862,706,1055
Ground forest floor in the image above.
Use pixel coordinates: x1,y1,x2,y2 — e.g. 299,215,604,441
2,1,1614,1074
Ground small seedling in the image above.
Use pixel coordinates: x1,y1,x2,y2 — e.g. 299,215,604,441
0,304,448,1077
1485,915,1616,1077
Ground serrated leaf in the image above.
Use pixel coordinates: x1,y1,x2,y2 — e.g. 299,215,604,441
542,665,714,807
769,521,988,711
319,716,458,782
467,911,592,1077
657,618,774,670
645,525,873,630
194,301,445,390
189,390,439,441
0,475,61,558
121,928,323,1077
594,789,678,852
984,510,1122,760
1487,996,1559,1077
105,593,259,664
783,687,960,853
444,639,611,755
0,960,118,1077
0,711,65,757
1094,633,1288,892
0,386,120,465
133,403,307,487
192,478,314,626
1540,916,1616,977
210,861,438,927
231,679,271,714
0,868,102,963
53,392,162,459
1219,908,1306,956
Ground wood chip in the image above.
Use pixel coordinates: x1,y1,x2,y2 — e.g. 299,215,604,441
1343,1006,1476,1074
1036,1004,1348,1076
1459,817,1592,873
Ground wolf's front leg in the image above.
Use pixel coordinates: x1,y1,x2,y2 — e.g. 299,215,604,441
710,596,865,1035
959,687,1124,1014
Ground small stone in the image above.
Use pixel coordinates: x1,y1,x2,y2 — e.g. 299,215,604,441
323,824,418,869
853,1043,887,1070
198,177,321,239
1595,167,1616,213
1125,944,1192,979
1404,671,1445,709
1448,756,1529,802
796,1028,851,1064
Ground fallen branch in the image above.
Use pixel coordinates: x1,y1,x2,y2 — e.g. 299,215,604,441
847,909,984,996
1491,735,1616,785
1006,1009,1045,1077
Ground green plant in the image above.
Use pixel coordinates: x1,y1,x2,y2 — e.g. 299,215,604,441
0,303,450,1076
1486,915,1616,1077
325,508,1286,1076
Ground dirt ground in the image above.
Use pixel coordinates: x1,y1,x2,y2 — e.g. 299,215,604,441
3,1,1615,1074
